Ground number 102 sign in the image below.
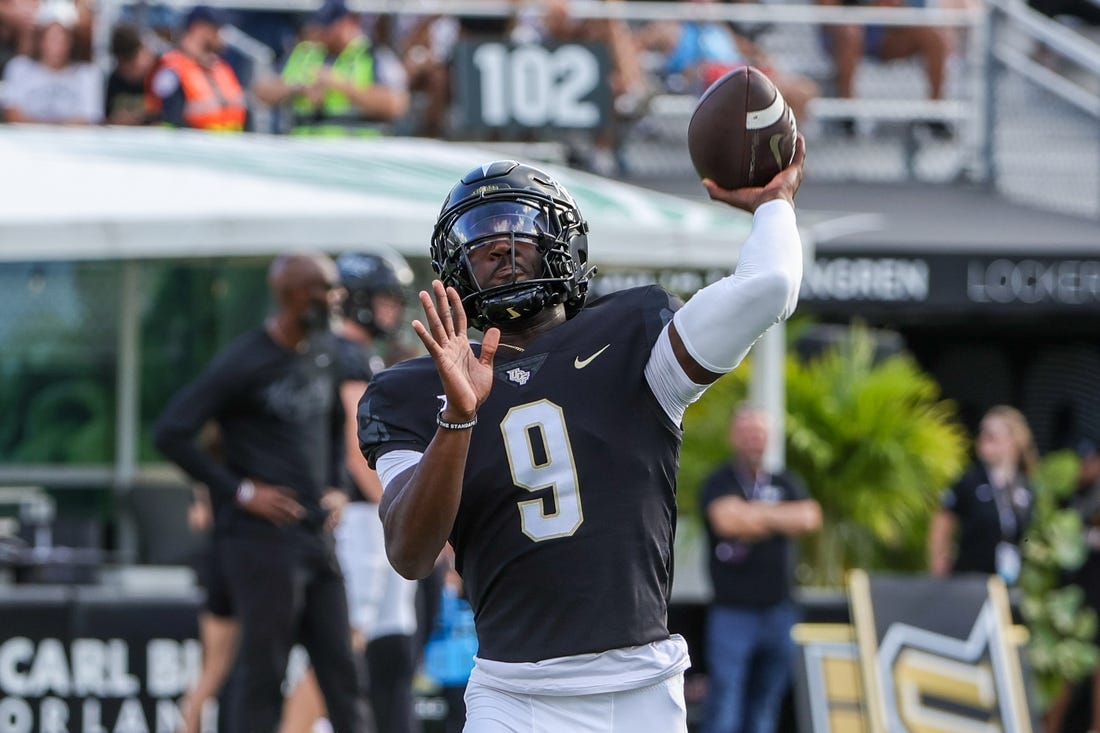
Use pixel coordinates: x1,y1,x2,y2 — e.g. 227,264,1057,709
453,40,612,134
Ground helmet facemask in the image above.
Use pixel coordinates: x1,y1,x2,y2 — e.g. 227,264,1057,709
432,192,593,331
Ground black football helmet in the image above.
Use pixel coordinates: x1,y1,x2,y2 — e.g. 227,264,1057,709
430,160,596,330
336,251,413,338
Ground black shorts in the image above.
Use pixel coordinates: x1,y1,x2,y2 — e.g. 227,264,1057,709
194,536,234,618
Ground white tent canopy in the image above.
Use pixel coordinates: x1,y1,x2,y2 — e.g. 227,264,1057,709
0,126,804,493
0,126,763,269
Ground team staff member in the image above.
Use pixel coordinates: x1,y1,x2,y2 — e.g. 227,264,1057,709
154,253,364,733
929,405,1036,585
145,4,247,131
701,404,821,733
253,0,407,136
358,141,806,731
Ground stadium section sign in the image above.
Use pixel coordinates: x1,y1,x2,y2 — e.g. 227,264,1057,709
801,252,1100,313
452,40,611,135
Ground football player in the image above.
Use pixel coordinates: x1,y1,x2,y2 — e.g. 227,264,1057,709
359,137,806,732
334,251,421,733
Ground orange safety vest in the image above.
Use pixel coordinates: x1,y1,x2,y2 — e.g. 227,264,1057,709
146,49,247,131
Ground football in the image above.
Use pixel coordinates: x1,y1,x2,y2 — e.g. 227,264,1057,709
687,66,798,190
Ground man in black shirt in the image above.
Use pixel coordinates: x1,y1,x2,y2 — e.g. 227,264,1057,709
700,403,821,733
358,145,806,731
154,252,364,733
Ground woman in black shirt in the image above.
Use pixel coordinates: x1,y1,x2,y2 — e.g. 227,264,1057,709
928,405,1037,585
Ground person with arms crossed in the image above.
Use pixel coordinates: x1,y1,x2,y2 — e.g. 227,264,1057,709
154,252,365,733
252,0,408,136
358,140,806,732
700,403,821,733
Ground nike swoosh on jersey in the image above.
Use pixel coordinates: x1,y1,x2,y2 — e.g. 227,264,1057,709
574,344,611,369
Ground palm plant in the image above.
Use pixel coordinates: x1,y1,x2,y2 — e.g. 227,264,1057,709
784,326,969,586
677,324,969,587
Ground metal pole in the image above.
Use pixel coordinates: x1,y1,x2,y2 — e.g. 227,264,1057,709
982,1,1000,189
113,260,142,564
750,323,787,472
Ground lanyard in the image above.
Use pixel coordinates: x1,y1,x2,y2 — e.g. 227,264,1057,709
990,479,1018,541
736,466,771,501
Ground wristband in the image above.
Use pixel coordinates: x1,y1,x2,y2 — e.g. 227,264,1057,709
236,479,256,505
437,409,477,431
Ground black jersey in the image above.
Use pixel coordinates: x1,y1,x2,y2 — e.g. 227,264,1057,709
359,286,683,663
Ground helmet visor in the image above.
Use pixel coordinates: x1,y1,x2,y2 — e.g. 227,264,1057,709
445,201,553,250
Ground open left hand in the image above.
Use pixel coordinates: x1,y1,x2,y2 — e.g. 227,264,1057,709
411,280,500,423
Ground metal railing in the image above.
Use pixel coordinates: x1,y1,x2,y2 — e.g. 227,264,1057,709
92,0,988,143
986,0,1100,117
983,0,1100,214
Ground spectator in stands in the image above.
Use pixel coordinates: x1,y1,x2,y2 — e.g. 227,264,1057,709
817,0,955,137
541,0,649,113
636,0,819,123
0,0,102,124
700,403,822,733
928,405,1036,585
519,0,651,175
145,5,248,131
392,13,457,138
0,0,37,75
253,0,408,136
105,23,154,125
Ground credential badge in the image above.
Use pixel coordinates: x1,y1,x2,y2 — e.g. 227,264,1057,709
506,367,531,386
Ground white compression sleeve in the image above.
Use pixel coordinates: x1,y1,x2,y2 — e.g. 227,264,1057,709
376,449,423,492
645,325,709,424
671,199,802,374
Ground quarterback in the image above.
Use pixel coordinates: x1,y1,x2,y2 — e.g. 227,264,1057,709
359,137,806,732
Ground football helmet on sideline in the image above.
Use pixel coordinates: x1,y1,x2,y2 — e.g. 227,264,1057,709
337,251,413,338
430,160,596,330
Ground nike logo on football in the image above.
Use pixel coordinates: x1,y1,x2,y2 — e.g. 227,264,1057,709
769,133,785,168
574,344,610,369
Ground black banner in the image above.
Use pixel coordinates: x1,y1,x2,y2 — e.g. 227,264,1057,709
0,588,201,733
800,252,1100,315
